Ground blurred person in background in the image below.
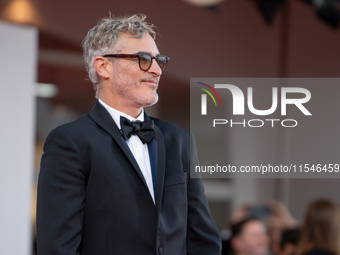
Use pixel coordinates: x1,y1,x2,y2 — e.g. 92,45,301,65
295,199,340,255
268,201,298,255
229,217,269,255
279,228,300,255
36,14,221,255
224,200,297,255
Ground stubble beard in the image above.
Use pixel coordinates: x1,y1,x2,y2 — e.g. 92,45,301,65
112,77,159,109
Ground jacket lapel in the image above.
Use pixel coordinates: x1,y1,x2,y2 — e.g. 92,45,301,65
147,139,158,198
149,118,166,209
88,101,166,207
88,101,149,192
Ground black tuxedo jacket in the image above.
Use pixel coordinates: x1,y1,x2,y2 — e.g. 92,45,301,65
37,101,221,255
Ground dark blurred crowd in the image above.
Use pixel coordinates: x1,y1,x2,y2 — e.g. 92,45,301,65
221,199,340,255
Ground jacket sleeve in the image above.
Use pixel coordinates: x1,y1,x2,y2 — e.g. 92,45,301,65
36,127,86,255
186,132,222,254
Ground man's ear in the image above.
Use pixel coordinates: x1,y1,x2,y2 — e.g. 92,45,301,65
94,56,111,79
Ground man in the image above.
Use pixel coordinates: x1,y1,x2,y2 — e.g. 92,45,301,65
230,217,269,255
36,14,221,255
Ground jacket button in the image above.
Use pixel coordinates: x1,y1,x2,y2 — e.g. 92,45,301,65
158,247,163,254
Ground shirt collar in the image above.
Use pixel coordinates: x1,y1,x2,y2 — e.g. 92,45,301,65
98,98,144,130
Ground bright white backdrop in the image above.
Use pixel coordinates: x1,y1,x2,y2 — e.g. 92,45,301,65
0,21,37,255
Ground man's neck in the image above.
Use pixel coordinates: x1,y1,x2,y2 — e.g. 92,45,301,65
99,96,143,119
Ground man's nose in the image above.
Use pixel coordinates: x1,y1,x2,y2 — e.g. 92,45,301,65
148,59,162,76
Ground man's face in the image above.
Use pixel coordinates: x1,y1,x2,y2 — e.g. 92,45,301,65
105,33,162,109
233,221,269,255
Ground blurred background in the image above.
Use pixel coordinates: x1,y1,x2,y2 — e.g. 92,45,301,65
1,0,340,254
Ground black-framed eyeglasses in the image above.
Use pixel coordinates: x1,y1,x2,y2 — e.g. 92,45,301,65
102,53,170,71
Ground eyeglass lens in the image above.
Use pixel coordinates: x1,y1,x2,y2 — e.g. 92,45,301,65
139,54,168,71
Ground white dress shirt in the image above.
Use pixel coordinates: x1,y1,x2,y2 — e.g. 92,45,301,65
98,99,155,203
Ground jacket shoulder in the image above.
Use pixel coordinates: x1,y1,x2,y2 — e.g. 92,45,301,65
46,113,93,140
151,117,189,137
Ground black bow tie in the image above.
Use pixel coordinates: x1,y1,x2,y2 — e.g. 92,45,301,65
120,116,155,144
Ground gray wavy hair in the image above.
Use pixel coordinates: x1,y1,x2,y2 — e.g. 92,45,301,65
82,14,156,98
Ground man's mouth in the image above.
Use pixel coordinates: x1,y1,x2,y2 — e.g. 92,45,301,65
142,79,159,86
